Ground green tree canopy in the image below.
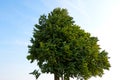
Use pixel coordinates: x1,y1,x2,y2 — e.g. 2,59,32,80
27,8,110,80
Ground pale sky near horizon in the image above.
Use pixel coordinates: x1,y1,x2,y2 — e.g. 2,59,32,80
0,0,120,80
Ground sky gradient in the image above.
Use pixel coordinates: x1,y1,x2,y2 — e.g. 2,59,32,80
0,0,120,80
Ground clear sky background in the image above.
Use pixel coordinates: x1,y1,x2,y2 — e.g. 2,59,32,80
0,0,120,80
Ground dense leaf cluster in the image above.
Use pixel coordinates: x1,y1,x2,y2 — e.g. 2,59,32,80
27,8,110,80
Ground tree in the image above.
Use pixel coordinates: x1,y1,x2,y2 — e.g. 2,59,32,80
27,8,110,80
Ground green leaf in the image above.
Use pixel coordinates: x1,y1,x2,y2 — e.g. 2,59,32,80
30,70,41,79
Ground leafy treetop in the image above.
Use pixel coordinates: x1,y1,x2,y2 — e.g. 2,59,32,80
27,8,110,80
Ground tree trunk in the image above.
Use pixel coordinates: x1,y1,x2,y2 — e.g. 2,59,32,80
54,74,59,80
61,75,64,80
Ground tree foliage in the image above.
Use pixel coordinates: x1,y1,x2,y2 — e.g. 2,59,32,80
27,8,110,80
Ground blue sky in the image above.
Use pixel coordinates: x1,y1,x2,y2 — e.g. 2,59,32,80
0,0,120,80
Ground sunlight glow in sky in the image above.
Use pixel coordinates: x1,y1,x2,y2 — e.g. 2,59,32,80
0,0,120,80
